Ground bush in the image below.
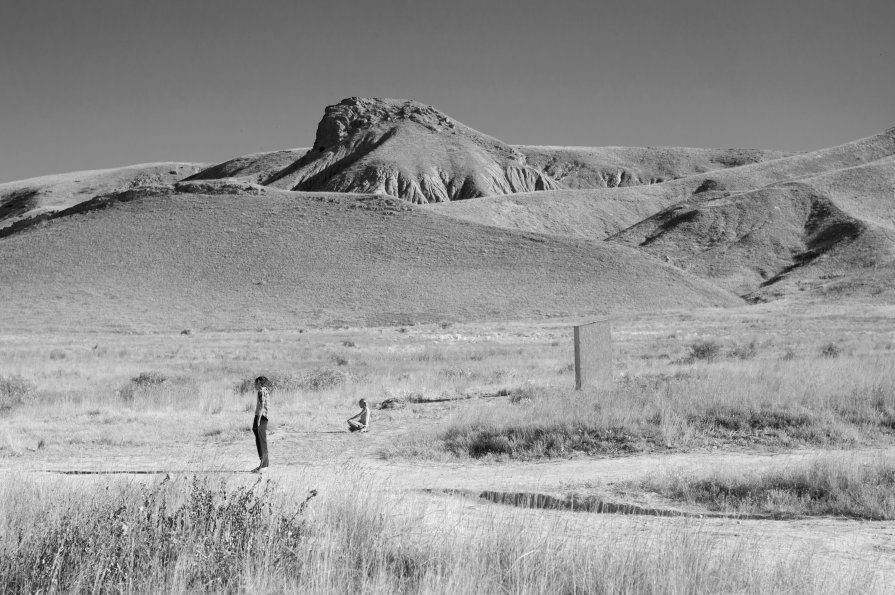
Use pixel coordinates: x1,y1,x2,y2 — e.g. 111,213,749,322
118,373,198,405
118,372,170,402
300,368,349,391
130,371,169,387
689,340,722,362
235,369,350,394
0,375,35,410
509,384,543,404
819,343,841,358
727,341,757,360
332,353,351,366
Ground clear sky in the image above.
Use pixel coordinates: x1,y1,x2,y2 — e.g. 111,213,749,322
1,0,892,182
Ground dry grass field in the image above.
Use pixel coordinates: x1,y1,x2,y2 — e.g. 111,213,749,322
2,304,894,593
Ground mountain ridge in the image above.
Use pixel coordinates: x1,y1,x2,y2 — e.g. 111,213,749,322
2,97,893,327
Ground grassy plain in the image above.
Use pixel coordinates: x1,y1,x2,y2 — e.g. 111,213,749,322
1,303,894,593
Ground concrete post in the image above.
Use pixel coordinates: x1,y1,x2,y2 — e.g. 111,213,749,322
574,319,612,390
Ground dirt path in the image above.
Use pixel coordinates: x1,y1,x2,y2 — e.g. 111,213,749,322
4,420,894,586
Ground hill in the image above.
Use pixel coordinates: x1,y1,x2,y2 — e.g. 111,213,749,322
256,97,561,203
609,153,895,300
0,163,206,229
432,128,895,243
2,97,892,318
0,181,740,331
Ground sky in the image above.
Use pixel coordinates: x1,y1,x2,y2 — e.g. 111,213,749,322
0,0,892,182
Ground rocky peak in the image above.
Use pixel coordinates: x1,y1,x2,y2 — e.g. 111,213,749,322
313,98,458,151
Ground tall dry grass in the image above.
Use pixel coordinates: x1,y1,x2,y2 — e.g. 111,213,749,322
0,475,879,594
637,454,895,519
389,355,895,459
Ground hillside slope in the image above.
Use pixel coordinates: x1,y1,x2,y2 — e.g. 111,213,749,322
184,148,309,184
609,154,895,300
517,145,794,189
0,163,206,229
427,189,669,241
432,127,895,243
0,182,740,331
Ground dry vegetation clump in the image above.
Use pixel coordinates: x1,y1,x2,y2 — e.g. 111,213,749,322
118,372,199,407
638,456,895,519
688,339,723,362
675,338,761,364
0,375,36,411
234,368,351,394
819,342,842,358
726,340,758,360
0,476,873,594
1,476,315,593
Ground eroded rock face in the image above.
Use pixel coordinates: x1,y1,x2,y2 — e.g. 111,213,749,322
262,97,561,203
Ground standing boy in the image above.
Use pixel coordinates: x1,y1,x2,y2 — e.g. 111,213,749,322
252,376,270,472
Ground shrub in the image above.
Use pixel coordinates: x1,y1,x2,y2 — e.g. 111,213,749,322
130,371,169,387
49,349,67,360
119,372,197,405
235,374,303,394
820,343,841,358
237,369,351,394
0,375,35,410
509,387,536,404
727,341,757,360
689,340,722,362
300,368,349,391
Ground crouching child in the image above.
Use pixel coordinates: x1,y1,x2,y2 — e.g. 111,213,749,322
347,399,370,433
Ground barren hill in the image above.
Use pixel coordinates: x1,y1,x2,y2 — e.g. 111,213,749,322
433,127,895,241
0,182,739,331
609,152,895,300
0,163,206,229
